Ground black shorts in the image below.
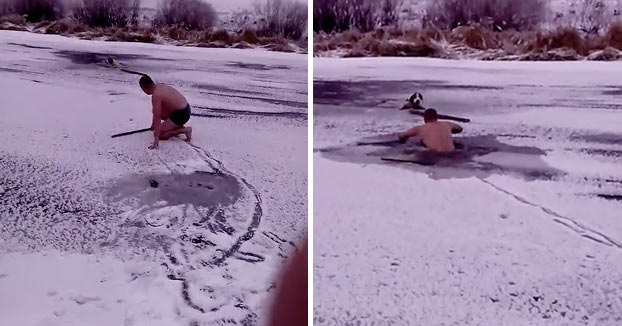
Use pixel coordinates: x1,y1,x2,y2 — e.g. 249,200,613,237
169,104,191,126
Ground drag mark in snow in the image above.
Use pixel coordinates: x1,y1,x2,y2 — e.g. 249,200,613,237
197,91,308,109
187,143,263,266
182,280,206,313
481,179,622,249
191,106,306,119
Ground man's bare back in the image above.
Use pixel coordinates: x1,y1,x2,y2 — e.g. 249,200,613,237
151,85,188,120
139,75,192,149
399,109,463,153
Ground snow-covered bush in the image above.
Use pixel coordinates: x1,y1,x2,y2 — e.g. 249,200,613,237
154,0,218,30
424,0,547,31
1,0,64,22
73,0,140,27
255,0,307,40
314,0,402,33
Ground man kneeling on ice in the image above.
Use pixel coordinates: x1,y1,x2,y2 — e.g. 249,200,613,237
399,109,463,152
139,75,192,149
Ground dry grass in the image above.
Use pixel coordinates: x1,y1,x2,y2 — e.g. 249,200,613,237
165,25,186,40
314,28,445,57
0,13,303,53
44,19,86,34
314,24,622,60
0,13,26,24
523,27,586,55
240,29,259,44
108,27,156,43
205,29,232,45
449,25,495,50
599,23,622,50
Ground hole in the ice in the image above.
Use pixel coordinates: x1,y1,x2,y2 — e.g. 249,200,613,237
226,62,290,71
106,171,241,208
320,134,561,181
54,50,174,66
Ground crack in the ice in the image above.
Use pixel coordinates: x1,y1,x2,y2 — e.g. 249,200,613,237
481,179,622,249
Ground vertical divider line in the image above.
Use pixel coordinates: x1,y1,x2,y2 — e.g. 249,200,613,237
307,3,314,324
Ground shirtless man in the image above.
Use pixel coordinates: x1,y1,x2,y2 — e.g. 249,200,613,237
139,75,192,149
398,109,463,152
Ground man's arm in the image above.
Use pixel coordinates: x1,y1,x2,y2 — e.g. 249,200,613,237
448,122,463,134
149,96,162,149
399,126,420,143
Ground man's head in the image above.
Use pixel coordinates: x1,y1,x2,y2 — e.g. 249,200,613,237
423,108,438,123
139,75,155,94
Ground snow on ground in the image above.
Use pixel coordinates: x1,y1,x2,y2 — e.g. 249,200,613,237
314,57,622,325
0,30,307,325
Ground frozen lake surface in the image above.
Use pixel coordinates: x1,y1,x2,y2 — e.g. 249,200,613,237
0,31,307,326
314,57,622,325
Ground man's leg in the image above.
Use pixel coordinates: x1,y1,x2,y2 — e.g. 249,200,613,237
159,119,192,142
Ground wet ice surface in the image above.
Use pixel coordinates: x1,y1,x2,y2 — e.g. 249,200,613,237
320,134,561,180
0,31,307,325
314,57,622,325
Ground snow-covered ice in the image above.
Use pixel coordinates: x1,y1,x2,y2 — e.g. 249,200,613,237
0,30,307,325
314,57,622,325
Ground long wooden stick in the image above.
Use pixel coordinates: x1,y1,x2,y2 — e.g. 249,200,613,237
120,68,147,76
409,109,471,123
111,127,151,138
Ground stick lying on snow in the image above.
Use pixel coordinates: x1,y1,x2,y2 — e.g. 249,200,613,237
111,127,151,138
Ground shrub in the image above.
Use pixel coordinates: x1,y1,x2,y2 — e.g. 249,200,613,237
45,19,75,34
255,0,307,40
201,29,233,45
313,0,401,33
0,0,13,16
600,22,622,50
424,0,547,31
0,13,26,24
6,0,64,22
450,24,496,49
229,8,255,30
567,0,609,35
420,26,446,42
155,0,217,30
166,25,187,40
240,28,260,44
530,27,585,54
73,0,140,27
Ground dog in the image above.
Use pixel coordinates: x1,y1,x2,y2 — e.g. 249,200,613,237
399,92,471,123
400,92,425,111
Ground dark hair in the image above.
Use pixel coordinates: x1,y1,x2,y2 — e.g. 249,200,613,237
423,108,438,121
139,75,154,88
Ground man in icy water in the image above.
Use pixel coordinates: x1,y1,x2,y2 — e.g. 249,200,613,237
139,75,192,149
398,109,463,152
